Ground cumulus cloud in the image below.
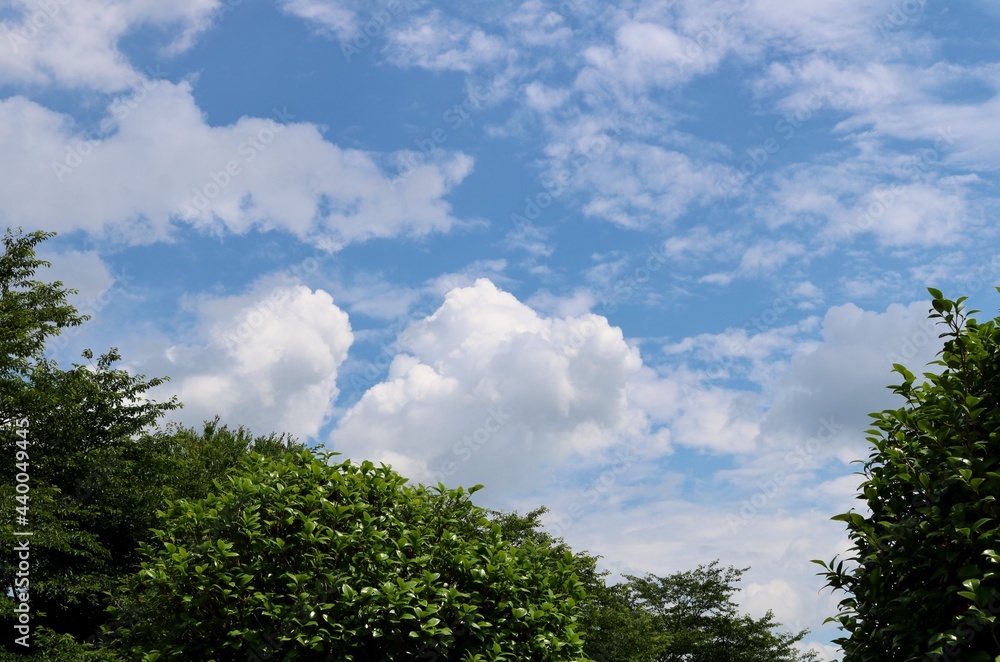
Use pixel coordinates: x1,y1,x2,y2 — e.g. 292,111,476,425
36,249,116,311
538,297,947,654
147,277,354,439
330,278,655,491
0,0,222,91
760,299,942,456
0,80,473,247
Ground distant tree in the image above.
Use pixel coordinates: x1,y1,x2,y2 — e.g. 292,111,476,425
577,576,665,662
109,450,590,661
816,289,1000,660
487,507,664,662
486,510,811,662
621,561,818,662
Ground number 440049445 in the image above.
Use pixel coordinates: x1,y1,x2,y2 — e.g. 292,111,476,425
13,421,29,517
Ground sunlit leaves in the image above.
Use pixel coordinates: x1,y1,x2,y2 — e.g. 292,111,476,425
109,449,589,660
816,288,1000,660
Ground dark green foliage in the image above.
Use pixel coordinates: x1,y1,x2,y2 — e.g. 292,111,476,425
0,228,298,655
484,507,665,661
816,289,1000,660
109,450,590,661
577,578,664,662
0,228,179,645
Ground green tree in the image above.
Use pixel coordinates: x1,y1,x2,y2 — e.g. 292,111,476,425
484,509,809,662
486,507,663,662
577,578,664,662
0,228,179,648
109,449,590,661
621,561,817,662
0,228,84,376
816,289,1000,660
0,228,299,657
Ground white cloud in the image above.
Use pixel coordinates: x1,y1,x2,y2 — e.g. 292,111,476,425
534,297,948,657
524,81,570,112
330,278,653,490
385,11,509,72
568,140,734,227
276,0,361,41
503,1,573,48
851,181,973,246
744,0,906,55
0,80,473,247
759,150,982,249
738,239,806,274
649,298,944,459
0,0,221,91
37,249,115,311
760,300,942,456
149,277,354,439
574,20,722,101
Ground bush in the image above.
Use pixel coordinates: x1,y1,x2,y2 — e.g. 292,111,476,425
110,449,590,661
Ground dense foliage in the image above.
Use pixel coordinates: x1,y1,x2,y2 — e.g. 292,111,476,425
110,450,589,661
619,562,817,662
817,289,1000,660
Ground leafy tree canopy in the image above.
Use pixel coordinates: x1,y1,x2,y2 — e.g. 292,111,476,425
619,562,818,662
817,288,1000,660
110,449,590,661
0,228,297,657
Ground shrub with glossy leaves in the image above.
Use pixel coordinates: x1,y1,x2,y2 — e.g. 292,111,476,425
816,289,1000,660
109,449,589,661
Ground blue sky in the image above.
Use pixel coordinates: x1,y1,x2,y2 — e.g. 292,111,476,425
3,0,1000,655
